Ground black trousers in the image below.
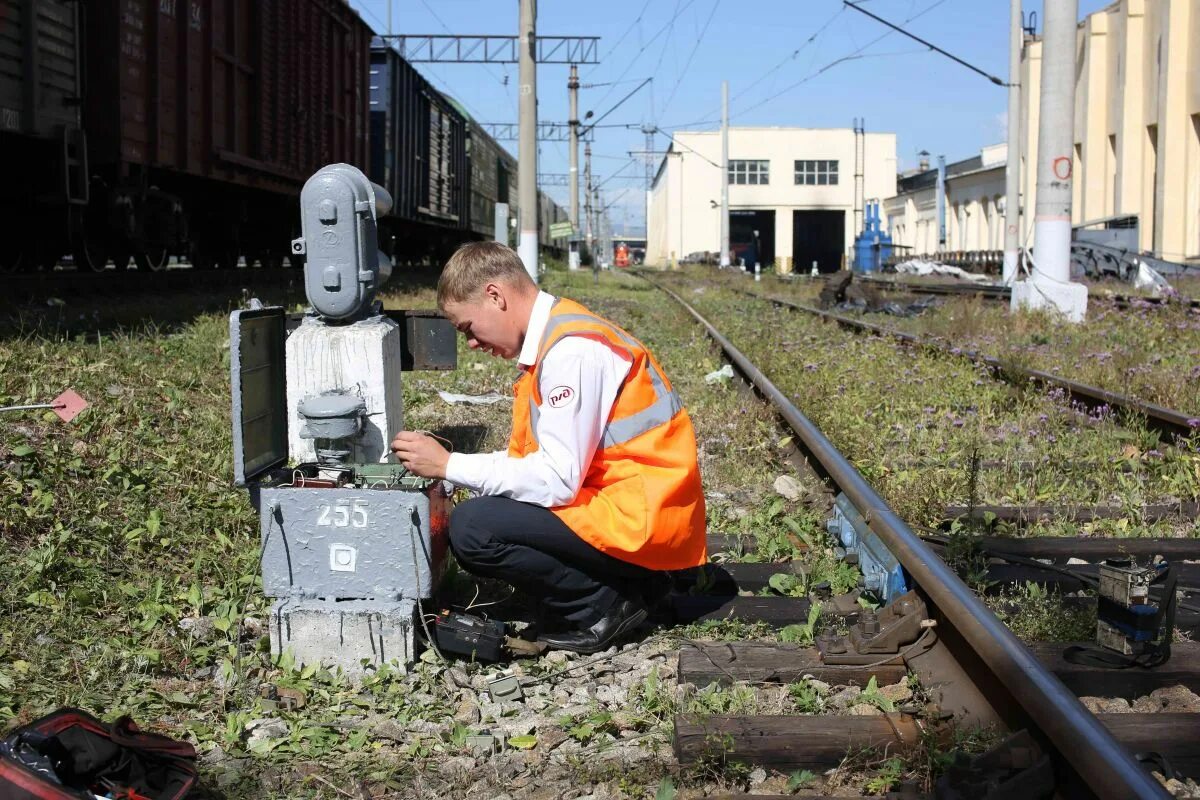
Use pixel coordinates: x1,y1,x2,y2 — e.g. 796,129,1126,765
448,495,664,627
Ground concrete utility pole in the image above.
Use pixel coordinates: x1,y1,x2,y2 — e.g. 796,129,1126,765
568,65,580,270
517,0,538,281
719,81,730,268
1002,0,1022,285
1011,0,1088,322
584,143,594,259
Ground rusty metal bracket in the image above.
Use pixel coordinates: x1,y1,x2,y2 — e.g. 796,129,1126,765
817,591,935,665
934,729,1056,799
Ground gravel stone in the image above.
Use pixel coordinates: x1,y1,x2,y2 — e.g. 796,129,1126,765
878,682,913,704
454,698,481,724
1080,696,1132,714
846,703,884,716
593,684,628,706
1132,696,1163,713
804,678,831,694
245,719,287,748
829,686,861,710
774,475,804,501
1150,685,1200,712
437,756,476,778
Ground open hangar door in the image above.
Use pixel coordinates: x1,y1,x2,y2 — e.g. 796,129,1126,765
793,210,845,273
730,210,775,270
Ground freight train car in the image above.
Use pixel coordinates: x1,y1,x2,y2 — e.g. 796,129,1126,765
0,0,87,271
537,190,568,259
451,104,516,245
1,0,373,272
369,38,469,265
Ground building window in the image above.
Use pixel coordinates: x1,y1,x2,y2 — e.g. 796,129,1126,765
728,160,769,185
794,160,839,186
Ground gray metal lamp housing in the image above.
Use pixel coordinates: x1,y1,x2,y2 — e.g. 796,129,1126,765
292,163,394,321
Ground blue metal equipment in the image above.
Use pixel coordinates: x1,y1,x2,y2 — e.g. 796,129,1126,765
852,201,893,273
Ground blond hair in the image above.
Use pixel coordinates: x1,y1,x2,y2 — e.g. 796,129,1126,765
437,241,536,307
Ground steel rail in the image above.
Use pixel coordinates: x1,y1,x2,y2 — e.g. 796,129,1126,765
732,286,1198,442
859,274,1200,310
650,278,1169,800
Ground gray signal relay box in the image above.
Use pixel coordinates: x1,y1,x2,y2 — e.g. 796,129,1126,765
230,303,453,676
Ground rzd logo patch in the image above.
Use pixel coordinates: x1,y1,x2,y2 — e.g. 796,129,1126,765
547,385,575,408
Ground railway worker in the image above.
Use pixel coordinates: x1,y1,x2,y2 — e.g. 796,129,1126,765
391,241,706,654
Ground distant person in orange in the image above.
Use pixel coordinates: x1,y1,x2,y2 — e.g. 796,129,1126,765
391,242,706,653
615,242,629,268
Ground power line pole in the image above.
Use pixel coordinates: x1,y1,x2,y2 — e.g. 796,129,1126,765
1002,0,1021,285
584,142,594,260
568,64,581,270
1011,0,1088,322
719,81,730,268
517,0,538,281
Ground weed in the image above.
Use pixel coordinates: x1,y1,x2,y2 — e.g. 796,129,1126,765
779,601,822,645
864,756,907,794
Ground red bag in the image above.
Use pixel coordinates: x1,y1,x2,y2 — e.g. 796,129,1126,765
0,709,197,799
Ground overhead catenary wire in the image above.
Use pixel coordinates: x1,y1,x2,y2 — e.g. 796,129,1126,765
581,78,653,135
590,0,700,110
655,0,722,121
843,0,1008,86
729,0,950,122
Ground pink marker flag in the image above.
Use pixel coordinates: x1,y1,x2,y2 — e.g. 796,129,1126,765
52,389,88,423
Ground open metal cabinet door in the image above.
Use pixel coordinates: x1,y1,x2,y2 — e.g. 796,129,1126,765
230,305,288,486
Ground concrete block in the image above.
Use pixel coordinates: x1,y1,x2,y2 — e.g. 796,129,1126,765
269,597,418,677
286,315,405,464
259,485,449,600
1010,279,1089,323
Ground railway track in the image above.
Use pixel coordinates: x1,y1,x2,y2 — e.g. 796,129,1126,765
858,274,1200,311
723,283,1198,443
634,276,1196,798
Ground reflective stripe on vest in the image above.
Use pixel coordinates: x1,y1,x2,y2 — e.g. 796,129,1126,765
527,311,683,449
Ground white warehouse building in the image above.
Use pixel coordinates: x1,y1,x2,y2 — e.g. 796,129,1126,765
646,127,897,272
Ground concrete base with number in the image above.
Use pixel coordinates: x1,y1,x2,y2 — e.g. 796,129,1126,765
269,597,417,677
1010,279,1089,323
258,485,449,601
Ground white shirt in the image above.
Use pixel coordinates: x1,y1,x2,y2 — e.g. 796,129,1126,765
444,291,633,507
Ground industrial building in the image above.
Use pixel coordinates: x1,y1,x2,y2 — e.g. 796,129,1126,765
884,145,1008,257
1026,0,1199,263
888,0,1200,266
646,127,897,272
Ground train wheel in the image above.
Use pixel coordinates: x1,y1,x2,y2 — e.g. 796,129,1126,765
134,246,170,271
73,236,109,272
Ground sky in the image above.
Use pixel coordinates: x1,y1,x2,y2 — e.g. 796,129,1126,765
350,0,1114,235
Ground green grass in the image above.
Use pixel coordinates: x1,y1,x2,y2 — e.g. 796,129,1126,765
2,263,1188,796
657,270,1200,534
0,268,818,797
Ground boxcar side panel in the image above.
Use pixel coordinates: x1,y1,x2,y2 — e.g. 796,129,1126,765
370,42,467,229
87,0,370,193
0,0,81,138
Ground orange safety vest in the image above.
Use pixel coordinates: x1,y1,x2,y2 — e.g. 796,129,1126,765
508,297,707,570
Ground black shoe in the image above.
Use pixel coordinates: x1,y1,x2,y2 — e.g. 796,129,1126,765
538,598,648,655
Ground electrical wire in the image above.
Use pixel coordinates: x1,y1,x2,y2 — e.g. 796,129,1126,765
843,0,1008,86
590,0,699,111
581,78,653,135
655,0,722,121
732,0,948,122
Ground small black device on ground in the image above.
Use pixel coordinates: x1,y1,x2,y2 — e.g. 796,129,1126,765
433,610,507,663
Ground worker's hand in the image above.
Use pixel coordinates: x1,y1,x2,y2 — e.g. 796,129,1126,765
390,431,450,479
